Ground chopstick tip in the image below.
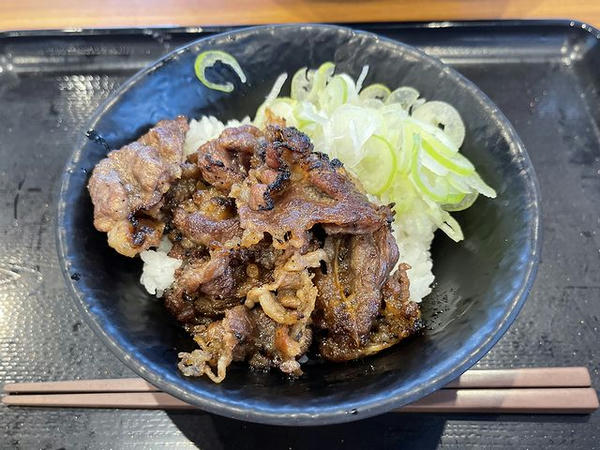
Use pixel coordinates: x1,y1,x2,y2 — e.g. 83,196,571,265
2,383,17,393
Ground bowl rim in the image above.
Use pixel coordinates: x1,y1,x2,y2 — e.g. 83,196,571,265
57,23,542,425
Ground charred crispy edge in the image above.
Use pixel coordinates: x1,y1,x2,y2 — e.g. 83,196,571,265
256,140,268,163
268,125,314,154
384,209,394,225
128,212,141,228
211,196,235,208
330,158,343,168
204,154,226,168
255,132,340,212
258,167,291,211
127,212,161,247
386,264,424,334
305,151,341,170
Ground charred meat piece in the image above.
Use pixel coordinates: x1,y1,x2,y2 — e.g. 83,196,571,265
168,180,243,249
248,306,313,376
172,203,242,249
231,125,393,248
164,241,284,324
178,305,255,383
164,249,246,322
317,263,423,362
179,302,313,383
88,116,188,256
313,226,399,349
196,125,264,191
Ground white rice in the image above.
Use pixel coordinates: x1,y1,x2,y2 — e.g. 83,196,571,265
140,238,181,297
141,116,436,303
183,115,251,156
391,211,436,302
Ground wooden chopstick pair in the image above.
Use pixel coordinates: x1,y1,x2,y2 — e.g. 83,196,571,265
2,367,598,414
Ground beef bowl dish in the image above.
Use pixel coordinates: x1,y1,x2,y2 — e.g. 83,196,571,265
58,24,540,425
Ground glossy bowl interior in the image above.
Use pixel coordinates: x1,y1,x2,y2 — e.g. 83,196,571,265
58,24,540,425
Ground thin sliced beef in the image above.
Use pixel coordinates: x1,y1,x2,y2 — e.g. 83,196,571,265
196,125,264,191
88,116,188,256
164,241,285,324
164,249,245,322
317,263,423,361
173,205,242,249
248,306,313,375
230,125,393,248
313,226,399,350
171,185,242,249
178,305,255,383
179,302,313,382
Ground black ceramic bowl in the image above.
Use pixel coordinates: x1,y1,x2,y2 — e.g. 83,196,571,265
57,24,540,425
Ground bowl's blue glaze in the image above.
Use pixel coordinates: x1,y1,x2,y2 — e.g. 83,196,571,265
57,24,541,425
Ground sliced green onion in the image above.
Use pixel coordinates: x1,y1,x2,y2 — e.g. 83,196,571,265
254,73,290,126
355,65,369,92
267,98,298,126
338,73,359,100
386,86,420,110
194,50,247,93
360,99,386,110
412,101,466,148
447,172,474,193
410,152,460,204
318,75,348,114
291,67,311,101
265,73,288,103
294,101,328,127
466,173,497,198
419,144,450,176
419,137,475,176
406,117,460,154
306,62,335,102
352,135,397,195
397,128,419,174
442,192,479,211
359,83,391,102
439,211,464,242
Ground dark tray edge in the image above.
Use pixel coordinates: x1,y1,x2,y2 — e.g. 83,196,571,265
1,18,599,40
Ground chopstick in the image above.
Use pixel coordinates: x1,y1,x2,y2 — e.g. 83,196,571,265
3,388,598,414
443,366,592,389
3,377,160,394
3,367,592,394
3,367,598,414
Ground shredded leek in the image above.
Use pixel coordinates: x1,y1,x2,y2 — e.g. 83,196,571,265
194,50,247,93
